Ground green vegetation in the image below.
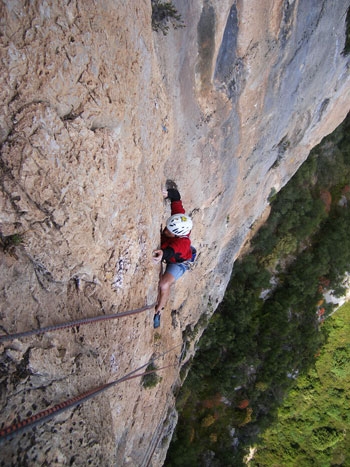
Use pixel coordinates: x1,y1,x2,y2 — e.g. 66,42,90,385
0,232,24,249
142,362,162,389
165,113,350,466
151,0,185,35
252,302,350,466
0,232,25,256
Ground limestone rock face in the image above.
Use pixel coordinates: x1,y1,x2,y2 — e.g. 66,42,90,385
0,0,349,465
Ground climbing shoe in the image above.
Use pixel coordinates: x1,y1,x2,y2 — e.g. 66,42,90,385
153,312,161,329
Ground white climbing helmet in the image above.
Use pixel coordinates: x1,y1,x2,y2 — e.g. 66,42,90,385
166,213,193,236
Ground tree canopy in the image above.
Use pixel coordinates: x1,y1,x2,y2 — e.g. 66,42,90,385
165,113,350,466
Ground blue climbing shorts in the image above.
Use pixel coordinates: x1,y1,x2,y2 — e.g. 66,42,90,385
165,262,189,281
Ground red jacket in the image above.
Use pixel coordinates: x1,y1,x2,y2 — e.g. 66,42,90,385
161,200,192,263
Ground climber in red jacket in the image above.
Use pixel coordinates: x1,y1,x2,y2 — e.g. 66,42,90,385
152,187,193,328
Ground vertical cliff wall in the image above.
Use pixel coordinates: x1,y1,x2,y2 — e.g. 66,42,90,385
1,0,349,465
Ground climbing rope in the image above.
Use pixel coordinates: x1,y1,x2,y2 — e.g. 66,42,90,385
0,303,156,343
0,343,181,442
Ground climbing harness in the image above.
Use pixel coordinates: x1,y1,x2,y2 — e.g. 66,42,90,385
0,343,181,442
0,303,156,343
182,246,198,271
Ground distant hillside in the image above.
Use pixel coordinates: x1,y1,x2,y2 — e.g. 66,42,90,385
252,301,350,466
166,113,350,466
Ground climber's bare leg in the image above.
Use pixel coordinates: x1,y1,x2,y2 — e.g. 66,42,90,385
155,272,176,314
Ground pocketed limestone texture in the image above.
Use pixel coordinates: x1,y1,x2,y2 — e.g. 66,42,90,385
1,1,349,465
